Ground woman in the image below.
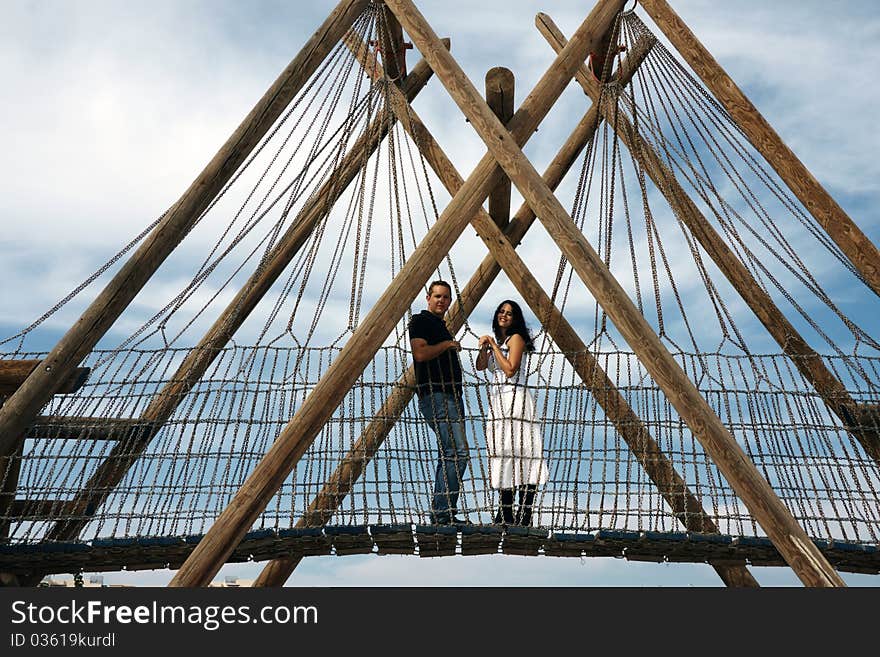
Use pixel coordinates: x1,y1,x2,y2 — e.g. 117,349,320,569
476,300,547,526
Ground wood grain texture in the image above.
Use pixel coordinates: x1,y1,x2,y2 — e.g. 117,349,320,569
0,0,371,458
169,0,626,587
638,0,880,298
389,0,842,587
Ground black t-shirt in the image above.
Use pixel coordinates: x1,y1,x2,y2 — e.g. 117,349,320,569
408,310,463,399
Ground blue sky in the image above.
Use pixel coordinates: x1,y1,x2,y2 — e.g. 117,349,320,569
2,1,879,586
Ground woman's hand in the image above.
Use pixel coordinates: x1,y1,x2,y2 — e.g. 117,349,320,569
476,335,495,371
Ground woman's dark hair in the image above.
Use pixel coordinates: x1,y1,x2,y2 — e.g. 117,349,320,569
492,299,534,352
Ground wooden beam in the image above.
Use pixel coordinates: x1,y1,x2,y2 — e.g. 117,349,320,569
386,0,843,587
24,416,152,442
348,34,756,585
536,13,880,466
169,0,628,587
255,31,755,588
38,53,440,547
6,499,85,519
0,360,89,396
0,0,371,458
256,71,607,589
378,1,408,80
486,67,514,228
0,441,23,539
637,0,880,298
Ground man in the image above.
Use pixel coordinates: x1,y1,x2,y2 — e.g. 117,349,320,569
409,280,470,525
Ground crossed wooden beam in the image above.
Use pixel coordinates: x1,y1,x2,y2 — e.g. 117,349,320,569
3,0,877,587
254,22,759,589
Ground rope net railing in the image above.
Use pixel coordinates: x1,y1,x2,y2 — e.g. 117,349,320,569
3,344,878,548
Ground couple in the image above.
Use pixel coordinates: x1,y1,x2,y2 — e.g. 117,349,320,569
409,280,547,526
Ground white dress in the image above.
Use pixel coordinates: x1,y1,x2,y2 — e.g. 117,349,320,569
485,338,548,489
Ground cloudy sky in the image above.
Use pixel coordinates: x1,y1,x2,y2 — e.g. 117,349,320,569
2,1,879,586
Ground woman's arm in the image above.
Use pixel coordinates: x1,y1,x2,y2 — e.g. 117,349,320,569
492,334,525,378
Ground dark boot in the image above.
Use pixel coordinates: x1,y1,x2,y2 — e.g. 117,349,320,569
516,484,537,526
494,488,515,524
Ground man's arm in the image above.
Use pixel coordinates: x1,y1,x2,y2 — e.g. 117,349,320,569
410,338,460,362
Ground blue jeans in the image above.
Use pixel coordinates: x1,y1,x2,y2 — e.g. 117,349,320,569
418,391,469,523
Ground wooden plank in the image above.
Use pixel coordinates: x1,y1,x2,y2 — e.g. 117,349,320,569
536,13,880,466
169,0,627,588
637,0,880,298
0,360,90,396
387,0,843,587
37,53,440,549
0,0,372,459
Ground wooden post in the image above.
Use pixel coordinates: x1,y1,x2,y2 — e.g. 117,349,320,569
637,0,880,298
348,37,757,585
255,33,756,588
378,2,408,80
0,0,371,458
536,13,880,465
38,52,441,547
486,67,514,228
169,0,628,587
385,0,844,587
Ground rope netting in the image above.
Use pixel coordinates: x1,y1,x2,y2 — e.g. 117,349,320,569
1,4,878,571
4,345,879,545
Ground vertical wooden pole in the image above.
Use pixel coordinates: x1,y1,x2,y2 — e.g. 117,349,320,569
378,2,408,80
637,0,880,298
0,0,371,458
536,13,880,465
385,0,844,587
486,67,514,228
169,0,628,587
39,52,441,547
